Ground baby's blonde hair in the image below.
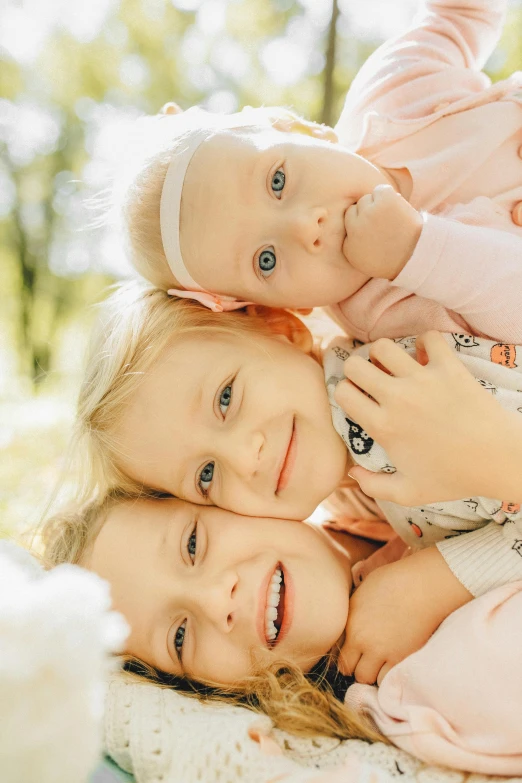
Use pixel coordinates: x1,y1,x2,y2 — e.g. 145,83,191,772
118,105,334,289
74,281,312,503
41,493,382,744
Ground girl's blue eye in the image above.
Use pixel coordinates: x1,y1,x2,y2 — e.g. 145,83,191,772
198,462,214,495
271,168,285,197
258,248,276,278
174,620,187,657
187,524,197,562
219,384,232,416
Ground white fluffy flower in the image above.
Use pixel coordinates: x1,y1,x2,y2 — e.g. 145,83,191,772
0,541,128,783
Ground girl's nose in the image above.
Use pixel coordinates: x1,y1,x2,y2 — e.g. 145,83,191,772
227,430,265,481
289,207,327,252
197,570,238,633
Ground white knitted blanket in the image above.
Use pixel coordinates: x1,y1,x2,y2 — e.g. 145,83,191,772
104,675,519,783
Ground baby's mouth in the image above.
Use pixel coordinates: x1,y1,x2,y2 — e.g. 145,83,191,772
265,564,285,647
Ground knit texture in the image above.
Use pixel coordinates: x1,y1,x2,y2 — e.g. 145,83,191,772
104,674,521,783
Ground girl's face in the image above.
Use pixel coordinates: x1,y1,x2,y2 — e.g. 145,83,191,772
115,328,348,520
85,498,351,685
179,128,388,308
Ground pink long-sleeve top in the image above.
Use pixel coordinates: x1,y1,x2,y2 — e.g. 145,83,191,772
331,0,522,343
345,582,522,775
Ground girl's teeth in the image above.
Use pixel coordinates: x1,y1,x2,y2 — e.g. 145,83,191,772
265,566,284,644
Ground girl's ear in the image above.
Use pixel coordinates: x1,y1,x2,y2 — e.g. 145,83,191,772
246,306,313,355
271,112,338,143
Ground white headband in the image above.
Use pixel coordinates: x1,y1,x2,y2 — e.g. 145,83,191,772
159,126,252,313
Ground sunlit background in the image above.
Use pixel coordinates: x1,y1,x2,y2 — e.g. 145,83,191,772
1,0,521,537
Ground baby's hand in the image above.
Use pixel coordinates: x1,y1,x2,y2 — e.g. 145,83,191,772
343,185,423,280
338,547,472,684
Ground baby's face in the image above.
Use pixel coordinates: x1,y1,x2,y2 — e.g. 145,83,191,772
85,498,351,685
179,128,387,308
114,328,348,520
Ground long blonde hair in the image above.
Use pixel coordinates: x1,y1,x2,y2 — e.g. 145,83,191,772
41,493,383,744
74,281,312,504
117,105,336,289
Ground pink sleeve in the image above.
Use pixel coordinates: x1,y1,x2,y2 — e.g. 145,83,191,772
345,582,522,776
337,0,506,147
393,213,522,342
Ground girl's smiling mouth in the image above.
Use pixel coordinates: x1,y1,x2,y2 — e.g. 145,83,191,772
276,418,297,494
257,562,292,648
265,564,285,645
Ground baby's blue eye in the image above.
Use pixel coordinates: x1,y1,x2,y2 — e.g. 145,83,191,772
258,248,276,278
271,168,285,197
199,462,214,495
175,620,187,656
187,524,197,561
219,384,232,416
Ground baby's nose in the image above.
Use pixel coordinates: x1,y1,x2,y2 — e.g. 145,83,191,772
290,208,326,252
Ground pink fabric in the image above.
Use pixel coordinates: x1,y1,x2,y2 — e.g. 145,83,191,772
331,0,522,343
346,582,522,775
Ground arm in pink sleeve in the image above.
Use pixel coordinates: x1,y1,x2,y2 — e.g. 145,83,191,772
345,582,522,775
337,0,506,143
393,213,522,342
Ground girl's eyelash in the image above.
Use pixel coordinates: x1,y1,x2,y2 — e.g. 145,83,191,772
196,379,235,498
187,521,197,563
197,462,214,497
173,523,198,660
174,620,187,660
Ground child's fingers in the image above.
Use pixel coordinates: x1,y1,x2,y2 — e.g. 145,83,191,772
376,661,393,686
334,377,381,426
372,183,396,202
338,645,362,677
368,338,419,377
355,192,374,213
342,354,393,400
353,653,381,686
415,330,453,366
348,466,416,506
344,201,359,227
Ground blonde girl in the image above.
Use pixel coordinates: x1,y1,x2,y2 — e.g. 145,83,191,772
41,493,522,776
118,0,522,341
41,491,381,743
73,280,522,688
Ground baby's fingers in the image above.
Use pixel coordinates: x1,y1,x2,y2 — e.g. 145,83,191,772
371,183,397,203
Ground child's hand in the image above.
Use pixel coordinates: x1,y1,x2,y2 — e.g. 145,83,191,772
338,547,472,684
334,331,522,505
343,185,423,280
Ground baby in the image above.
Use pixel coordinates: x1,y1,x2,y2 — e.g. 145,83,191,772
43,493,522,775
75,283,522,683
118,0,522,341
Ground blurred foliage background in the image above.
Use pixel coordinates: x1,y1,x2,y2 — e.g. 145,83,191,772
1,0,521,537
